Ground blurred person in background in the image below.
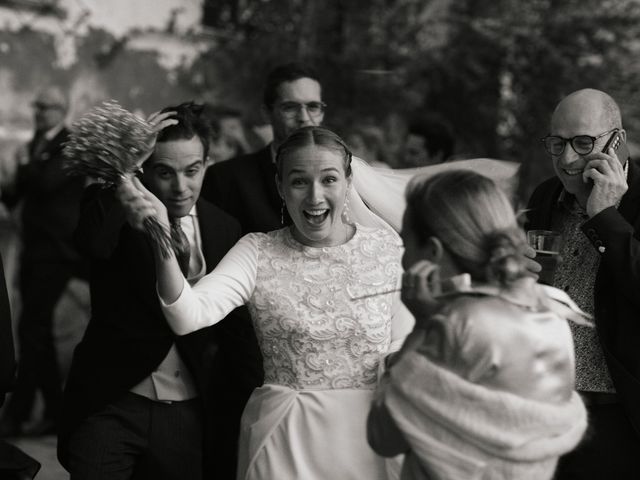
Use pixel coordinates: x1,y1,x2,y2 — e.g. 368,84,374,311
200,62,325,233
0,86,87,438
0,253,40,479
400,113,455,168
201,104,263,165
344,125,391,169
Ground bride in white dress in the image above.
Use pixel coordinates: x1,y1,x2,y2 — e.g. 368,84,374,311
119,126,414,479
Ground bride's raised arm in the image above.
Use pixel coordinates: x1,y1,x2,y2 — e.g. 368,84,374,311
117,177,257,335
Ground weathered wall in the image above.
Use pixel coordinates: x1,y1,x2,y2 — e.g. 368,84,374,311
0,0,211,188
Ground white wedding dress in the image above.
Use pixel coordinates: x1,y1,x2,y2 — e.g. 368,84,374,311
162,224,412,479
161,156,519,479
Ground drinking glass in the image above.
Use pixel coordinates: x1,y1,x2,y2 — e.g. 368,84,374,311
527,230,562,285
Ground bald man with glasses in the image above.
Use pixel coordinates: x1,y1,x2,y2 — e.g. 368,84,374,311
200,62,325,234
526,88,640,478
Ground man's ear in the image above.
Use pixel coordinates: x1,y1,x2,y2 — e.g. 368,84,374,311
620,128,627,143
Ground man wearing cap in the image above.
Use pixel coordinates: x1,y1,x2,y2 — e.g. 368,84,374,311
0,86,87,437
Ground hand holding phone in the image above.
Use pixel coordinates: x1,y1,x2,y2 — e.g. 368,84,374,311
601,130,621,153
582,129,629,216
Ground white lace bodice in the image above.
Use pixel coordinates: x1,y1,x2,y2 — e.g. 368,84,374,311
161,224,405,391
249,226,402,390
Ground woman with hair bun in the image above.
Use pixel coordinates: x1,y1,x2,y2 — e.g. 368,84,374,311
368,170,589,480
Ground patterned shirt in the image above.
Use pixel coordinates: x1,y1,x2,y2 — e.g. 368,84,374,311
551,193,615,392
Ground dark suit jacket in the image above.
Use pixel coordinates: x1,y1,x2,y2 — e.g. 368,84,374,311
3,127,86,265
58,185,263,477
526,156,640,438
201,145,290,234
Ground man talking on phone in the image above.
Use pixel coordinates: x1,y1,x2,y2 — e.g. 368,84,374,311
525,88,640,478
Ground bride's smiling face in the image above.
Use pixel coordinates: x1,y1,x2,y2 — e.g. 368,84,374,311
277,145,351,247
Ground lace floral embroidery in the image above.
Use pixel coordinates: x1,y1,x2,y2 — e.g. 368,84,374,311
248,225,402,390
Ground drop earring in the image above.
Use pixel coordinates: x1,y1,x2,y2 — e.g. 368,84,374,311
280,201,285,226
342,196,352,225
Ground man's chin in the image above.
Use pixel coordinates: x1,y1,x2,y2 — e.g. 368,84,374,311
166,206,191,219
560,178,589,198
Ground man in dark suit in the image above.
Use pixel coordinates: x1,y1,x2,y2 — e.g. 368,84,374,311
58,103,262,479
526,88,640,478
200,62,325,233
0,86,87,437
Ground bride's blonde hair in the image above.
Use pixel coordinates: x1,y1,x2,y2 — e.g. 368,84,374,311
405,170,527,286
275,126,352,180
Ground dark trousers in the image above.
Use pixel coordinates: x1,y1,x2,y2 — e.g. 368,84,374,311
554,402,640,479
4,260,76,425
66,393,203,480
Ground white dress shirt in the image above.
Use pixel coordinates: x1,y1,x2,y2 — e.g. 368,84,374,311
130,206,204,402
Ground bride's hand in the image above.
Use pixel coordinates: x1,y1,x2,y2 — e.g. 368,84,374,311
133,110,179,170
401,260,443,323
116,176,169,230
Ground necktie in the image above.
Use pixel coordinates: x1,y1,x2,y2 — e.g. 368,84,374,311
31,133,48,160
170,218,191,277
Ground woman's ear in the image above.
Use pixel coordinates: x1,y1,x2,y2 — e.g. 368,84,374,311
425,236,445,263
345,177,352,196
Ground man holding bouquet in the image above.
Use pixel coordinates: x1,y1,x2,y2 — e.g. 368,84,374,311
58,102,262,479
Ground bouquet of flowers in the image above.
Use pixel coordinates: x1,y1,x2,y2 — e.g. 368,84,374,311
64,100,172,256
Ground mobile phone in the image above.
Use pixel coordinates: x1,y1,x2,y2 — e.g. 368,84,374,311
602,131,621,153
431,272,472,297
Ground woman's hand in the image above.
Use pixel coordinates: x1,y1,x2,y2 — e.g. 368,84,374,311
116,176,169,230
523,243,562,285
401,260,443,322
522,244,541,280
133,110,179,169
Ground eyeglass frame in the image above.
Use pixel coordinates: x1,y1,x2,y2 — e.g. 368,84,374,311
275,101,327,119
541,128,619,156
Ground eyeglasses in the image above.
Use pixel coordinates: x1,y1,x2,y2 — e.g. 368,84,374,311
277,101,326,119
541,129,618,156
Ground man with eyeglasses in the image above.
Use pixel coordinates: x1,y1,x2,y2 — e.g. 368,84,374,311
0,86,88,438
526,88,640,478
200,62,325,233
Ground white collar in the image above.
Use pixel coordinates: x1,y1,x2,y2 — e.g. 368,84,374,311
43,122,65,141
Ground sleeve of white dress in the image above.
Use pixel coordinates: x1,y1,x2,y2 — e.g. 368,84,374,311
160,234,258,335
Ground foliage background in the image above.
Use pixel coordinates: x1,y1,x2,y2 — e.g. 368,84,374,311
3,0,640,203
195,0,640,202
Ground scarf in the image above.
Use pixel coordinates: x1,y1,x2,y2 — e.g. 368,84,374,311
383,351,587,480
